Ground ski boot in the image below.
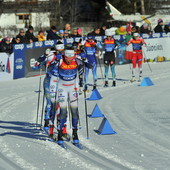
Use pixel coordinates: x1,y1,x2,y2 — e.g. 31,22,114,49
138,76,142,82
104,81,108,87
83,84,88,92
44,119,49,132
112,80,116,87
62,124,70,141
130,76,136,83
49,125,55,141
72,129,79,144
93,84,97,90
57,130,64,145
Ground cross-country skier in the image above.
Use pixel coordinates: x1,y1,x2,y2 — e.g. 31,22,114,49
33,41,65,140
54,47,90,145
83,35,98,91
126,33,146,82
98,29,118,87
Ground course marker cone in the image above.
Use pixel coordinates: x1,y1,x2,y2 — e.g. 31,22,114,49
88,104,104,118
87,89,102,100
140,77,154,86
95,117,116,135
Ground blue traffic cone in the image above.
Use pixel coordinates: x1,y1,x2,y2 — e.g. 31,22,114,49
87,89,102,100
140,77,154,86
95,117,116,135
88,104,104,118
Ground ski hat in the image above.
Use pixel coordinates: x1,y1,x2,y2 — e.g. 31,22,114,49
105,29,113,36
51,26,57,30
72,41,78,49
64,49,75,58
87,35,93,40
133,33,139,37
143,23,149,28
55,41,64,50
158,18,163,24
59,30,64,34
5,36,11,41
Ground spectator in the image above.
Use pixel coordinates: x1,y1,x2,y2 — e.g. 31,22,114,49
87,27,100,36
25,25,38,43
164,23,170,34
100,24,107,36
12,37,21,44
0,37,13,54
64,23,71,34
37,30,46,41
63,30,70,38
70,29,81,37
46,26,61,40
77,28,82,36
16,29,26,44
140,23,152,35
154,18,164,33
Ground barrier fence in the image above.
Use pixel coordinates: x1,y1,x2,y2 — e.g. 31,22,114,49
0,33,170,81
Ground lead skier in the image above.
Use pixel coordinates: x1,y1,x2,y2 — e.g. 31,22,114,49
49,47,90,145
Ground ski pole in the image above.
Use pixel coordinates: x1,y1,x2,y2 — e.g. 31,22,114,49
40,66,48,129
36,66,42,129
40,90,45,129
142,48,152,73
68,97,72,129
97,53,105,84
83,90,89,139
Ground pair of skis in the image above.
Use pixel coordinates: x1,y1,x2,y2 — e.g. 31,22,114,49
42,127,83,150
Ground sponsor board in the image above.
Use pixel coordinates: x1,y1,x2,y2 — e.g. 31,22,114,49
0,53,14,81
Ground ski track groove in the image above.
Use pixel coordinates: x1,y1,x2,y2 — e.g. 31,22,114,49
0,92,39,170
0,62,170,170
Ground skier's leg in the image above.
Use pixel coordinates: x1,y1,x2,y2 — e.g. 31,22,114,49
131,52,137,82
57,82,68,142
43,76,51,128
92,62,97,89
137,52,143,81
84,67,89,90
110,62,116,86
104,58,109,87
69,80,79,143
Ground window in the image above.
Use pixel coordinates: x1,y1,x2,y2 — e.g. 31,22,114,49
16,14,31,24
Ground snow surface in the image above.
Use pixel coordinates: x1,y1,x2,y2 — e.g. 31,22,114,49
0,62,170,170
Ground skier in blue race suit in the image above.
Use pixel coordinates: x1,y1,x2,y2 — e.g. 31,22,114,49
33,41,65,139
83,35,98,91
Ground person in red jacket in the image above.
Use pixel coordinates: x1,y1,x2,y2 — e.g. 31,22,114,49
127,33,146,82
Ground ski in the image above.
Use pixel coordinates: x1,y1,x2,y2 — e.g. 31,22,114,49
57,141,67,150
72,140,83,150
72,142,83,150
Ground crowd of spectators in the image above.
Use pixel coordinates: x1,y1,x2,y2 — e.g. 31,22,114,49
0,19,170,54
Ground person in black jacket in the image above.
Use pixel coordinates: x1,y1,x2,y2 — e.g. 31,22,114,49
164,23,170,34
140,23,152,35
16,29,27,44
46,26,61,40
25,26,38,43
0,37,13,54
154,19,164,33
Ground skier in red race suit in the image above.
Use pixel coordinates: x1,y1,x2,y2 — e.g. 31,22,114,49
127,33,146,82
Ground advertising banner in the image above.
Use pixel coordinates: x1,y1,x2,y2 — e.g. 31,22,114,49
0,52,14,81
13,44,25,79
